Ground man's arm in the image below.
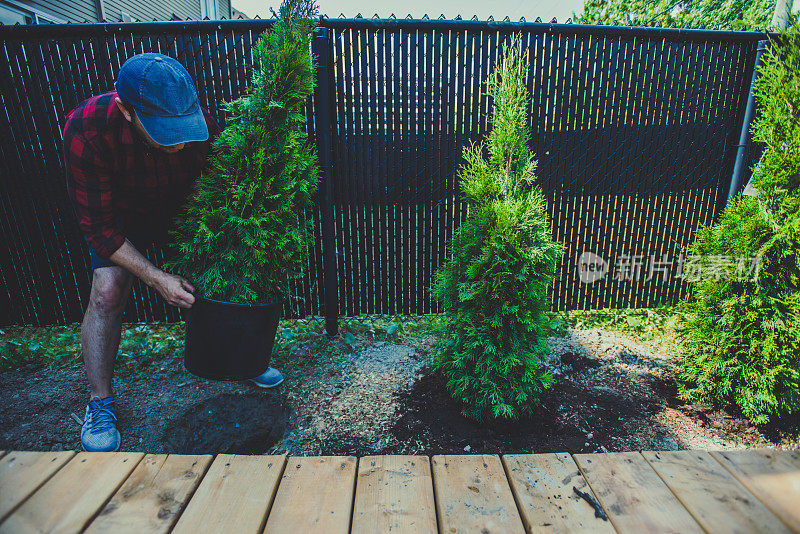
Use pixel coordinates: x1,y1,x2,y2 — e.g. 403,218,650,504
64,129,127,259
64,126,196,309
109,240,196,309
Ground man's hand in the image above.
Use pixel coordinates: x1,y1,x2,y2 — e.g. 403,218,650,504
151,271,196,309
108,240,196,308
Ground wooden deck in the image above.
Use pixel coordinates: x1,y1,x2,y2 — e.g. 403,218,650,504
0,449,798,533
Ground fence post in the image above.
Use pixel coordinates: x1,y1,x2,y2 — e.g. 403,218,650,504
312,26,339,336
727,40,767,205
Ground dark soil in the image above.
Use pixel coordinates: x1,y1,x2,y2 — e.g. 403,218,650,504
385,358,800,455
387,364,668,455
162,393,288,454
1,326,798,455
0,359,286,454
560,350,602,370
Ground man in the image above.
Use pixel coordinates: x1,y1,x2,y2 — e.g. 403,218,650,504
63,53,283,453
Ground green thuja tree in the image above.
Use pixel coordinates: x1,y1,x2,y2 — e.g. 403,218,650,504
432,38,564,422
165,0,320,303
677,25,800,424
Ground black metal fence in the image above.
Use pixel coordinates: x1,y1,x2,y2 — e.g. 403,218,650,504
0,19,767,326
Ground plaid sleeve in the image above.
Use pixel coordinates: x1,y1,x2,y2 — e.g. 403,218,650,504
63,127,126,259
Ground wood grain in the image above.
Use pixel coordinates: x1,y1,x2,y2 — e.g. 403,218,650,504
574,452,703,533
351,455,436,534
263,455,357,534
503,453,615,533
431,454,525,534
84,454,212,534
0,450,75,522
644,450,791,534
5,449,793,534
172,454,285,534
711,449,800,533
0,452,143,534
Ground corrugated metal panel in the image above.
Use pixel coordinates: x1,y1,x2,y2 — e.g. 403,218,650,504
103,0,200,21
25,0,97,22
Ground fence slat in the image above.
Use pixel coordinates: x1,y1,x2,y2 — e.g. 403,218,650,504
0,21,763,325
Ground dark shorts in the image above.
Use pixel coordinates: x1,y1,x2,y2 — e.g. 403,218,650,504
87,244,119,271
86,230,172,271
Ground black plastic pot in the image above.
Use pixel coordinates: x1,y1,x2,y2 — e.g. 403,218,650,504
183,295,283,380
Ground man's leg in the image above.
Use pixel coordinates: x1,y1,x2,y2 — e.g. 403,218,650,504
81,265,133,399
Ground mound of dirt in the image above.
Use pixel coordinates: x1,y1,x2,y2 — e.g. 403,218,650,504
385,329,799,454
388,365,672,455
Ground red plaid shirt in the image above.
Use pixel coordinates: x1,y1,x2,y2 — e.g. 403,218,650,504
63,91,220,259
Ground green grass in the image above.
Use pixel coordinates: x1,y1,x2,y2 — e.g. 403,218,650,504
548,303,685,342
1,324,82,372
0,322,185,377
0,316,366,390
339,314,446,340
0,306,683,376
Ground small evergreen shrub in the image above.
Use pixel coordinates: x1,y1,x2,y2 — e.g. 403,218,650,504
432,38,564,421
677,26,800,424
165,0,320,304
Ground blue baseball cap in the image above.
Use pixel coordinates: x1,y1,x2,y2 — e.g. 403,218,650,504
115,53,208,146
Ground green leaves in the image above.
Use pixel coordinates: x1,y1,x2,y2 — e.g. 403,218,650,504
578,0,780,30
625,316,644,330
164,2,320,304
678,26,800,424
432,38,563,422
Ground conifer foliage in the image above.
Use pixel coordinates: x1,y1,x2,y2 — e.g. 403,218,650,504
165,0,320,304
578,0,780,30
678,26,800,424
432,38,564,421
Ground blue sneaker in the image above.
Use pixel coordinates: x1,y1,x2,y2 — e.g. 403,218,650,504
81,396,121,452
249,367,284,388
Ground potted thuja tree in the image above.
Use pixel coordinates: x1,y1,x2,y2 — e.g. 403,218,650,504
165,0,320,379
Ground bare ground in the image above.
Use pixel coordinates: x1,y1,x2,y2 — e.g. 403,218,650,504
0,325,797,454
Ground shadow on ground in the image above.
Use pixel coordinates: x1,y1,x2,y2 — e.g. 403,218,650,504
162,393,288,454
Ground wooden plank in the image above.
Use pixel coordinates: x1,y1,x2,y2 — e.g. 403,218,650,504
642,451,791,532
711,449,800,533
0,452,143,534
431,454,525,534
574,452,702,533
84,454,213,534
0,451,76,522
263,455,357,534
643,451,791,534
503,453,616,533
172,454,285,534
351,455,436,534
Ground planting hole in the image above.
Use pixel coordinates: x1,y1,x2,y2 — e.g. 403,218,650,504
162,393,287,454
